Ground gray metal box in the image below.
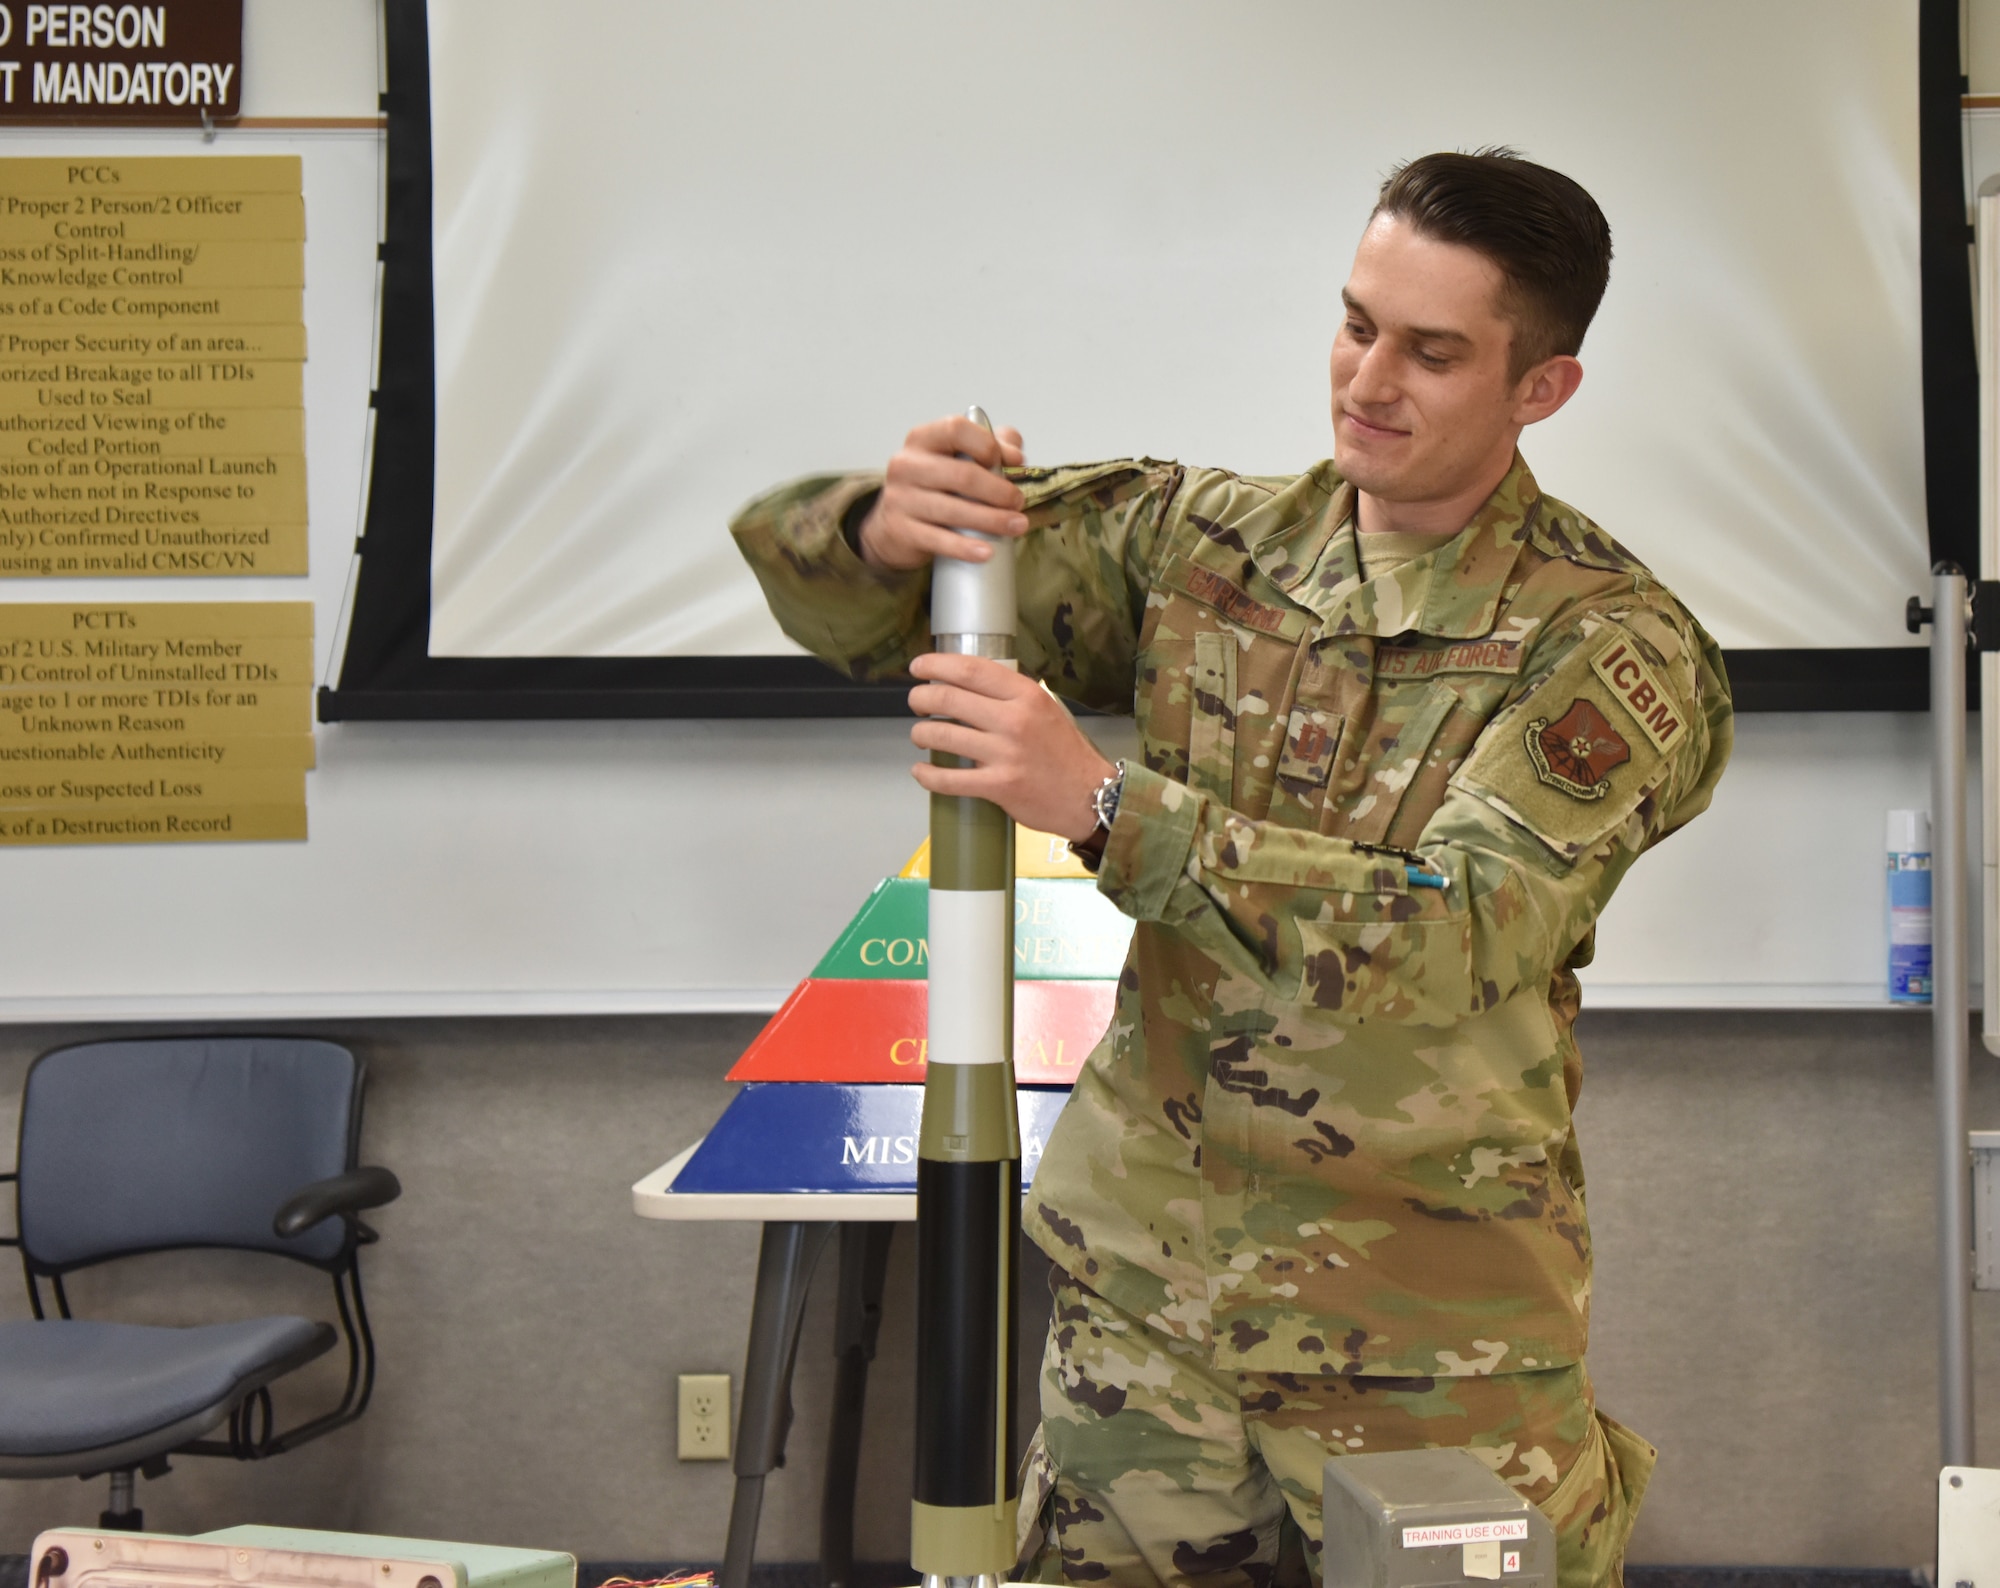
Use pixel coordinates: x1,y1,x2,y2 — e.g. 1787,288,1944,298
1323,1448,1556,1588
1970,1132,2000,1289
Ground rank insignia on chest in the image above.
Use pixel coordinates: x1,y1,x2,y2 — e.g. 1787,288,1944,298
1292,718,1336,762
1524,698,1630,800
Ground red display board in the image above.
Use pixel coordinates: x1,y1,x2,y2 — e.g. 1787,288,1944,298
727,977,1114,1085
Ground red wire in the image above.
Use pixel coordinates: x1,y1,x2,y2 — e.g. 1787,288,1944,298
595,1575,716,1588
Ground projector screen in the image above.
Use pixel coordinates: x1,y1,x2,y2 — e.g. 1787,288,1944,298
324,0,1970,718
428,0,1925,658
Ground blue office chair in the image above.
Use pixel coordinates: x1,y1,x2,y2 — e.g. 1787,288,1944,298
0,1037,400,1529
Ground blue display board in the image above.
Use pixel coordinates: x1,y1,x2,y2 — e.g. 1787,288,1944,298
675,1083,1072,1195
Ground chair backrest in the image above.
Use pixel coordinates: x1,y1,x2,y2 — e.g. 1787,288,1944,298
16,1037,362,1271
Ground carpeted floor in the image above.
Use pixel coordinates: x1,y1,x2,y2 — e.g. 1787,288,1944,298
1624,1574,1925,1588
0,1557,1936,1588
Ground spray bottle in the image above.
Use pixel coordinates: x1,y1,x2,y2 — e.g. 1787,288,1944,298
1888,808,1933,1004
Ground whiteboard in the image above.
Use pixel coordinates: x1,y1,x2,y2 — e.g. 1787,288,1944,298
425,0,1928,659
0,0,1967,1022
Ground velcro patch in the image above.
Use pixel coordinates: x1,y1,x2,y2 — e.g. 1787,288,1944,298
1275,706,1341,793
1525,698,1629,800
1590,637,1685,752
1376,639,1525,680
1182,565,1291,634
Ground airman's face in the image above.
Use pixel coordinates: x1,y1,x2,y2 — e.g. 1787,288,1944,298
1329,215,1539,506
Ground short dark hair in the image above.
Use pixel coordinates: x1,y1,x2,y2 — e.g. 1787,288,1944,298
1372,148,1612,380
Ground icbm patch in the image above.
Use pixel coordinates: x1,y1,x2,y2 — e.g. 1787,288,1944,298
1590,636,1685,751
1525,698,1630,800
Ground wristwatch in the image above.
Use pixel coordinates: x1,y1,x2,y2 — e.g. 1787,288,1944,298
1090,761,1126,834
1068,762,1125,873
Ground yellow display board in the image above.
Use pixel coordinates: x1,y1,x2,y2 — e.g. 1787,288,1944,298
0,156,307,577
900,825,1095,880
0,601,312,843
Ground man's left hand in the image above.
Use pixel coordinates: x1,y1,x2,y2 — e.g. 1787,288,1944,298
907,653,1113,843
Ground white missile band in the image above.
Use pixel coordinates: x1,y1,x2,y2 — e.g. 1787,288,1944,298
933,534,1018,637
925,888,1010,1065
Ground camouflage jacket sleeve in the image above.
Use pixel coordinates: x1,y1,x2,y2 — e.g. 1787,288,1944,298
728,460,1185,712
1097,601,1732,1024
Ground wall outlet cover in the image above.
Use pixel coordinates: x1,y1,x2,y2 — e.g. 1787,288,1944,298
677,1373,730,1461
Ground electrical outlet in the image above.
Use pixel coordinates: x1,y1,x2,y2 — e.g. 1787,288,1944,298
678,1372,731,1461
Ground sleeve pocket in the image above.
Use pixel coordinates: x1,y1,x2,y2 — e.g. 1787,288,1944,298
1447,624,1682,865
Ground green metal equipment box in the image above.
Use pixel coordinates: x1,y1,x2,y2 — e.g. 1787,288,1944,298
29,1525,575,1588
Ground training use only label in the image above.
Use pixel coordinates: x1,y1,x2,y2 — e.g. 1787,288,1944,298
1401,1519,1529,1549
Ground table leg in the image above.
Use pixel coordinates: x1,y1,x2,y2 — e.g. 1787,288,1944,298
723,1220,836,1588
820,1222,896,1588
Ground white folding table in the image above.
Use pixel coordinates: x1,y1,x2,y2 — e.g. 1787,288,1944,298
633,1145,908,1588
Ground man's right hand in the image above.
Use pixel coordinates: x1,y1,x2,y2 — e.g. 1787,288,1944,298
856,414,1029,571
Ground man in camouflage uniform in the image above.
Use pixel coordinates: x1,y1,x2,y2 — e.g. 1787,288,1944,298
731,151,1732,1588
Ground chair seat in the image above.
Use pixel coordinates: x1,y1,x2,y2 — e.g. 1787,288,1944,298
0,1317,335,1457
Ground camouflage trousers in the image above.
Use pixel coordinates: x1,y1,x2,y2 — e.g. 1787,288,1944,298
1018,1280,1654,1588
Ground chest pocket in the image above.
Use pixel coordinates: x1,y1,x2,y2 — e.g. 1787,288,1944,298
1323,681,1458,845
1138,554,1309,815
1188,631,1238,802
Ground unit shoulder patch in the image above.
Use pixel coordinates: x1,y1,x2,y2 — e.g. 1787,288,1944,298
1590,635,1686,752
1524,698,1629,800
1447,617,1696,864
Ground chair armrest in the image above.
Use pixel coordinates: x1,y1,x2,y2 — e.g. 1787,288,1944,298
274,1166,402,1239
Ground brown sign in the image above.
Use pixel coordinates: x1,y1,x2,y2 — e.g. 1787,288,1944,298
0,1,242,125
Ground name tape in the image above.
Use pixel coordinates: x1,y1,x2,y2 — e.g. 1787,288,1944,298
1401,1519,1529,1549
1181,565,1289,634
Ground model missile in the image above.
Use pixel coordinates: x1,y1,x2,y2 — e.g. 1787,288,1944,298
912,404,1021,1588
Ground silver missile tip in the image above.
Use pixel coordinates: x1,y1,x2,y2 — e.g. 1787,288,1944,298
966,404,995,435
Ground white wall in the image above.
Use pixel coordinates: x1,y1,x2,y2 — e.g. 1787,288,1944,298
1587,711,1977,1008
0,1,1963,1021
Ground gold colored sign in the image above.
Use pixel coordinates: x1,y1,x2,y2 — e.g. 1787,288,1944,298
0,601,310,842
0,688,312,737
0,766,301,808
0,285,303,324
0,804,304,845
0,157,306,580
0,527,304,578
0,453,305,518
0,601,309,635
0,359,303,409
0,325,307,359
0,631,312,687
0,408,305,455
0,732,314,769
0,159,299,195
0,239,304,289
0,199,305,245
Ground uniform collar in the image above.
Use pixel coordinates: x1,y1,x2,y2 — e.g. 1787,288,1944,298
1257,453,1542,640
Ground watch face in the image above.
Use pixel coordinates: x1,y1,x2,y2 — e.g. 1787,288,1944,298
1094,768,1123,830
